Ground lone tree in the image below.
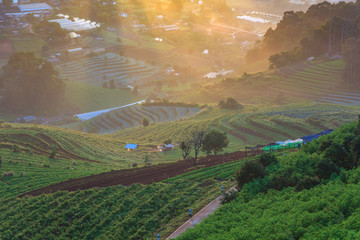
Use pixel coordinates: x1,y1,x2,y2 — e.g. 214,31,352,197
142,117,150,127
218,97,242,110
180,140,192,160
190,130,206,165
202,129,229,155
49,144,59,159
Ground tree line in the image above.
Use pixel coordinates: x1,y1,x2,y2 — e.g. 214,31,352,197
247,1,360,83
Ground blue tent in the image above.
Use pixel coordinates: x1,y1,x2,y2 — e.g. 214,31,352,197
125,144,137,150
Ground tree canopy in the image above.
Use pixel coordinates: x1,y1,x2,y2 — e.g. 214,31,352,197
202,129,229,155
0,52,65,115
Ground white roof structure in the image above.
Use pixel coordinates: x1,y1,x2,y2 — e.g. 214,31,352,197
18,3,52,12
49,18,99,31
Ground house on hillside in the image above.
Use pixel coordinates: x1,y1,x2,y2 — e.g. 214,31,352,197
157,144,174,152
125,143,138,151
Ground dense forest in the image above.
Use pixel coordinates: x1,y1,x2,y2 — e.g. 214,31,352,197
247,1,360,83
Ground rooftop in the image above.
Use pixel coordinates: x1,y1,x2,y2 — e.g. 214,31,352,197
18,3,52,12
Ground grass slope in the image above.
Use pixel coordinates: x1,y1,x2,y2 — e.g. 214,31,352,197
176,121,360,240
64,80,142,113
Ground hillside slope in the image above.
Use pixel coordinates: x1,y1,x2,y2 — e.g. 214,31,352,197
178,59,360,106
176,121,360,240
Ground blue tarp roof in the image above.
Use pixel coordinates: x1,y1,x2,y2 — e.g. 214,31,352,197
125,144,137,149
301,129,333,142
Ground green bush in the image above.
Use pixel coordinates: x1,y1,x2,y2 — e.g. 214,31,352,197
235,161,266,189
259,153,278,167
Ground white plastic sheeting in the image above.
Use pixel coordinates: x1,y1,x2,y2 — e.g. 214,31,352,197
237,15,270,23
74,100,146,121
50,15,100,31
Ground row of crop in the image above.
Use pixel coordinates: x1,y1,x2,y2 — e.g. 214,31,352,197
90,106,201,133
0,149,110,199
0,179,222,240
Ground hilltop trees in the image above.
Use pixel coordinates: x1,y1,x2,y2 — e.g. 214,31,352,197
342,37,360,83
247,0,360,74
0,52,65,115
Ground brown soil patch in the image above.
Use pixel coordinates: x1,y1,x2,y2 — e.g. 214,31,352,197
229,122,273,141
247,119,293,139
20,149,262,197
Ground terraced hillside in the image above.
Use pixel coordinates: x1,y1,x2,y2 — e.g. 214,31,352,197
0,123,149,166
86,105,201,133
113,104,360,152
275,59,360,105
178,59,360,106
57,52,160,87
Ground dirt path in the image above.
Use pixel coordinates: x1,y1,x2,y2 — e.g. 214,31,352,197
166,186,237,239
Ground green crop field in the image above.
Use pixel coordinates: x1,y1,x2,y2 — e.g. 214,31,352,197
0,147,267,239
85,105,201,133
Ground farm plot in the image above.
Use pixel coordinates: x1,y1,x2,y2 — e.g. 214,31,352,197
88,105,201,133
275,59,360,105
57,52,160,86
221,104,360,148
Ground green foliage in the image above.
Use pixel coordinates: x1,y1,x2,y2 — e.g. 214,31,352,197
177,180,360,240
12,145,19,153
258,153,278,167
235,160,266,188
142,117,150,127
180,140,192,160
218,97,242,110
221,190,238,204
269,49,302,69
49,145,59,159
144,154,151,165
202,130,229,155
176,121,360,240
0,181,218,240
